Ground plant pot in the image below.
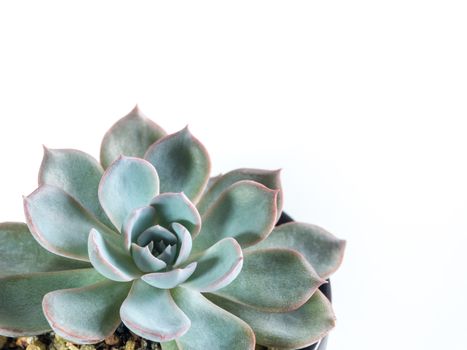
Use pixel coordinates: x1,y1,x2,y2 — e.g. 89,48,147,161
276,212,332,350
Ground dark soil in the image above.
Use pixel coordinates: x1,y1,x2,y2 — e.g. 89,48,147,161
0,323,161,350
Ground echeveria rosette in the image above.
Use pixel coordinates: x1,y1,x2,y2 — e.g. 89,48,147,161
0,106,346,350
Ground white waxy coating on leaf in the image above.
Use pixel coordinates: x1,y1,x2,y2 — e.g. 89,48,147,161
0,222,89,277
100,105,166,169
212,248,324,312
206,290,335,349
171,287,255,350
144,127,211,203
191,180,278,254
0,269,103,337
150,192,202,237
24,185,117,262
88,229,141,282
247,222,346,279
98,156,160,231
39,148,114,228
42,279,131,344
123,206,157,251
142,262,197,289
120,279,191,342
131,243,167,273
183,238,243,292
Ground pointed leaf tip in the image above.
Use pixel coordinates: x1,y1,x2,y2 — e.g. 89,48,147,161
213,248,325,312
100,109,166,169
131,104,141,114
144,127,211,202
249,222,346,279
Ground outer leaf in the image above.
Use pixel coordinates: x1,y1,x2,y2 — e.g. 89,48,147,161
43,280,131,344
192,181,278,254
100,105,166,169
197,168,283,217
144,127,210,202
24,185,117,261
206,290,335,349
213,248,324,312
0,222,89,277
248,222,346,279
98,156,159,231
120,280,191,342
88,229,141,282
142,262,197,289
204,174,222,194
171,287,255,350
151,193,202,236
38,148,113,228
123,206,157,250
0,269,103,337
183,238,243,292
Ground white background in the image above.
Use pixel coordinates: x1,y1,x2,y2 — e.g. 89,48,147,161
1,1,466,349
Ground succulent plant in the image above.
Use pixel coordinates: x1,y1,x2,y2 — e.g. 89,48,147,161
0,106,345,350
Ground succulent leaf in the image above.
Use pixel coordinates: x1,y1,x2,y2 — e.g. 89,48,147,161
144,127,210,202
120,279,191,342
212,248,324,312
197,168,283,217
131,243,167,273
88,229,142,282
206,290,335,349
150,192,202,236
42,279,131,344
123,206,157,250
204,174,223,194
100,106,166,169
157,244,177,265
248,222,346,279
171,223,192,267
98,156,160,231
138,225,178,246
170,287,255,350
39,148,114,228
142,262,197,289
24,185,117,262
0,269,103,337
0,108,344,348
183,238,243,292
192,181,278,254
0,222,89,277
